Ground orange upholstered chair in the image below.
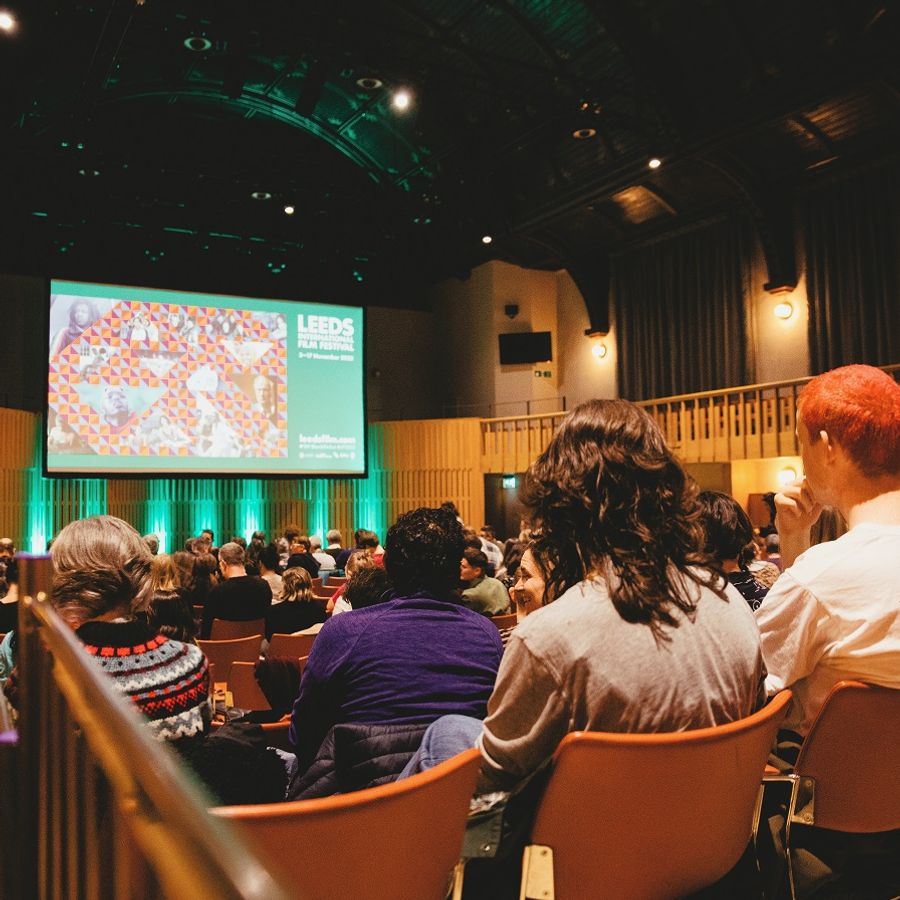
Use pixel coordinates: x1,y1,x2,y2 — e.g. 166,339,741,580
197,635,262,687
267,632,316,659
761,681,900,899
519,691,792,900
227,661,271,711
211,747,481,900
209,618,265,641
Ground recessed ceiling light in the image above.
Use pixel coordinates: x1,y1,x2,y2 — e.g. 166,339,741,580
481,235,493,245
648,157,662,169
356,76,383,90
572,128,597,140
183,35,212,52
0,10,17,33
78,168,100,177
391,89,412,111
283,205,295,215
774,301,794,320
250,191,272,201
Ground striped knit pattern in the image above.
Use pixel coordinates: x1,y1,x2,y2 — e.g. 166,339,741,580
76,620,211,741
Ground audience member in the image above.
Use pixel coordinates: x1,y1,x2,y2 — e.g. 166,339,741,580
324,528,343,560
332,529,382,570
142,533,160,556
402,400,765,793
288,506,503,779
201,541,272,638
48,515,210,741
697,490,769,610
285,535,320,578
146,554,196,643
309,535,336,571
257,544,283,601
328,549,376,615
0,556,18,634
341,566,392,611
459,548,510,616
265,567,326,640
755,365,900,739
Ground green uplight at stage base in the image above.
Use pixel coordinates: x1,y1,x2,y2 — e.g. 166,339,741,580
146,480,173,555
239,479,265,544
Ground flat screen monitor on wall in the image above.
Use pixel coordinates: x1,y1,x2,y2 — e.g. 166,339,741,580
45,280,366,477
498,331,552,365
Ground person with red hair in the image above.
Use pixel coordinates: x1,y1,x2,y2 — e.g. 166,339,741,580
755,364,900,740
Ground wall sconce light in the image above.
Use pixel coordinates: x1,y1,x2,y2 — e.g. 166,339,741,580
778,466,798,486
591,341,608,360
774,301,794,320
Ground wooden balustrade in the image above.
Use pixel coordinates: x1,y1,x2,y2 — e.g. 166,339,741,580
480,364,900,474
7,555,292,900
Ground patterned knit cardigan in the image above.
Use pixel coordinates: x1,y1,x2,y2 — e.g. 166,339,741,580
76,619,211,741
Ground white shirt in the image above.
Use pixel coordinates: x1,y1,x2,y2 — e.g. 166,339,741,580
755,523,900,734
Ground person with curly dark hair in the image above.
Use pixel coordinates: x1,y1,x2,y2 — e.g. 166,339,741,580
400,400,765,792
288,506,503,780
697,490,769,611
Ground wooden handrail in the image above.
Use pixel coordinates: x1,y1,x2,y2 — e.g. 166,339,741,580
13,555,295,900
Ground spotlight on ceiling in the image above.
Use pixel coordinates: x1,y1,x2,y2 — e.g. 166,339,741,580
183,35,212,52
648,156,662,170
250,191,272,201
778,466,798,487
283,205,295,215
0,10,17,33
78,168,100,177
481,235,493,245
391,89,412,111
591,341,608,360
572,127,597,140
356,76,383,90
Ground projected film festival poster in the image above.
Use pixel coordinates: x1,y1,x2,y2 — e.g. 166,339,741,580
46,281,365,476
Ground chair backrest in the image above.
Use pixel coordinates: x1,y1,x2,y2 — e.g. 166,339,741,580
793,680,900,833
267,632,316,659
490,612,518,630
311,577,323,591
325,574,347,587
259,720,292,753
212,747,481,900
297,655,309,677
227,661,271,711
210,617,266,641
197,635,262,686
527,691,792,900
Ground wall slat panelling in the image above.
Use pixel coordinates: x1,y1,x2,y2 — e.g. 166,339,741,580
0,410,485,551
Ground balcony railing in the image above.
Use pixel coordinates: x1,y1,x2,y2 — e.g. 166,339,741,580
480,364,900,474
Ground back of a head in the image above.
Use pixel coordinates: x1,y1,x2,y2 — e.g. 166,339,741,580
259,543,280,572
697,491,754,564
153,553,180,593
147,590,195,643
281,566,312,602
343,566,392,610
385,506,464,594
283,524,301,544
325,528,342,545
293,535,311,552
309,535,323,551
521,399,716,637
218,542,245,568
799,365,900,479
51,515,154,628
355,529,379,550
345,549,376,577
143,533,160,555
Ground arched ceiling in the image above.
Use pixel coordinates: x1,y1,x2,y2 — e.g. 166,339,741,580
1,0,897,310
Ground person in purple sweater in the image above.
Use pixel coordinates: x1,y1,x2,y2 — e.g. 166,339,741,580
289,506,503,771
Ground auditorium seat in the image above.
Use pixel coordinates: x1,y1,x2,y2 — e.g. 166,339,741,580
211,748,481,900
227,662,271,711
267,632,316,659
760,681,900,898
197,635,262,688
519,691,792,899
210,618,266,641
490,613,517,630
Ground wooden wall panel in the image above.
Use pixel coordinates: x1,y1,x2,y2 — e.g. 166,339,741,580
0,410,486,550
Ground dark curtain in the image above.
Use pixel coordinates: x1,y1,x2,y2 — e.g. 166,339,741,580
614,215,752,401
802,159,900,373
